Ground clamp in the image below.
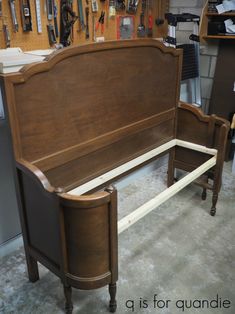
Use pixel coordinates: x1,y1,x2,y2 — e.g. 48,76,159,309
95,11,105,34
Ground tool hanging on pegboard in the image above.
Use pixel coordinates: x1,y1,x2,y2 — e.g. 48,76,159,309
85,7,89,39
8,0,18,32
117,15,135,39
47,24,57,45
137,0,146,37
77,0,85,31
95,11,105,34
146,0,153,37
35,0,42,33
46,0,53,21
3,24,11,47
116,0,125,11
127,0,139,14
2,17,11,48
60,0,78,46
20,0,32,31
156,0,165,26
109,0,116,18
0,0,2,17
91,0,98,13
54,1,59,37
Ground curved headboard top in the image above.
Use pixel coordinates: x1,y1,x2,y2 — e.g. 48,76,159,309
9,39,182,81
3,39,183,185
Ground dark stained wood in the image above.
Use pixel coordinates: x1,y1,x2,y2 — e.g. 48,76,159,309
33,109,175,172
45,121,175,191
168,102,230,215
109,283,117,313
0,39,229,313
5,40,182,165
59,188,116,290
64,285,73,314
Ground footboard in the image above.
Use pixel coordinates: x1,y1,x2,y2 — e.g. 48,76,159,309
168,102,230,215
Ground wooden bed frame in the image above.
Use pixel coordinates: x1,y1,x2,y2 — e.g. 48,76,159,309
1,39,229,313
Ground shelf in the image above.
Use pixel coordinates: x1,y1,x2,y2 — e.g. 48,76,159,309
199,1,235,43
206,12,235,16
203,35,235,39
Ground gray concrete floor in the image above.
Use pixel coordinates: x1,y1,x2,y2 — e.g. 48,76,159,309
0,161,234,314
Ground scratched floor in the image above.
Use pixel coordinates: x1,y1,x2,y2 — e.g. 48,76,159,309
0,161,234,314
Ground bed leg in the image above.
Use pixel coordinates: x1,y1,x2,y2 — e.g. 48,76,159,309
63,285,73,314
109,283,117,313
201,176,208,201
210,192,218,216
201,188,207,200
167,149,175,187
26,252,39,282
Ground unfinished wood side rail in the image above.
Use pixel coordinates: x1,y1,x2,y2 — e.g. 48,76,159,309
117,155,216,234
68,140,217,196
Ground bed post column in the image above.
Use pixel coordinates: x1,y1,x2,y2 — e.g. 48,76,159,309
15,169,40,282
210,124,228,216
63,284,73,314
109,283,117,313
167,148,176,187
105,186,118,313
25,252,39,282
202,115,216,201
201,176,208,201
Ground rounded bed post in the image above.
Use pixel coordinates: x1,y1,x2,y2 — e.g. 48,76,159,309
63,284,73,314
58,186,118,312
109,283,117,313
210,124,228,216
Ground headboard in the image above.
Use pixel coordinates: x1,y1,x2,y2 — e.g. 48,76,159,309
3,39,182,190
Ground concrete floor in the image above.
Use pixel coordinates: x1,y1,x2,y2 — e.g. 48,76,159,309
0,161,234,314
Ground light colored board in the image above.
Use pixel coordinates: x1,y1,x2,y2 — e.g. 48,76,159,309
69,139,176,196
68,139,217,196
0,0,169,50
176,139,217,155
118,155,217,234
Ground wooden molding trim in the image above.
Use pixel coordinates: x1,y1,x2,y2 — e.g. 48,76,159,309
6,39,182,84
16,159,55,193
179,101,230,127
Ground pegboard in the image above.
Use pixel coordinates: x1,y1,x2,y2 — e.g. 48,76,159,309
0,0,169,51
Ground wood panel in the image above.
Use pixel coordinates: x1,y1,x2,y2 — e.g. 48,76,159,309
6,40,182,169
45,120,175,190
0,0,169,50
